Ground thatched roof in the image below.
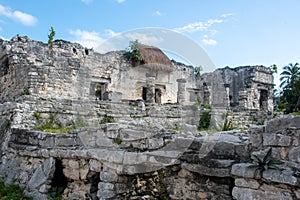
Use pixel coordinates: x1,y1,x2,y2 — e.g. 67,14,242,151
137,44,173,72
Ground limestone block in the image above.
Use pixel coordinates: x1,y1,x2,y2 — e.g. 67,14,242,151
89,159,102,172
182,163,230,177
232,187,293,200
235,178,260,189
97,189,115,200
263,133,292,146
100,171,118,182
231,163,261,179
98,182,115,190
263,169,298,186
123,152,148,165
288,147,300,163
27,165,46,191
265,115,300,133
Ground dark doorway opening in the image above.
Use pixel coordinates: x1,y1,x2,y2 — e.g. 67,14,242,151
142,87,147,101
259,89,268,110
49,159,68,199
155,88,161,104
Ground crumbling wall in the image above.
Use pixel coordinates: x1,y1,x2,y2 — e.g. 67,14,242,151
198,66,274,112
232,115,300,199
0,36,198,104
0,115,299,199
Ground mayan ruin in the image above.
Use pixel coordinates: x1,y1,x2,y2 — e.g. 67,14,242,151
0,34,299,200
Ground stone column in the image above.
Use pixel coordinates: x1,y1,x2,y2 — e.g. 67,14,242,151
145,73,155,104
177,79,186,104
224,84,230,108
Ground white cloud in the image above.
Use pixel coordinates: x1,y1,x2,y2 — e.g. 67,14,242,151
116,0,126,3
155,11,162,16
175,18,223,33
105,29,120,38
221,13,233,18
0,4,37,26
123,32,163,44
81,0,93,4
202,38,217,45
69,29,104,48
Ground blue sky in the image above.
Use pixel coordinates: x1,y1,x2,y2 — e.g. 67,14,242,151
0,0,299,85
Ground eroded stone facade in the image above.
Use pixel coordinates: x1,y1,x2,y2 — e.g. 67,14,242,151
0,36,287,200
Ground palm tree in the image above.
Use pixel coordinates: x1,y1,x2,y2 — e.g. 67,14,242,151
279,63,300,113
279,63,300,89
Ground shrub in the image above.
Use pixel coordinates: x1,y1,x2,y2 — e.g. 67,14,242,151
198,111,211,130
249,148,283,178
48,26,56,45
124,40,142,61
21,86,30,95
100,115,115,124
0,180,32,200
222,112,233,131
202,104,212,109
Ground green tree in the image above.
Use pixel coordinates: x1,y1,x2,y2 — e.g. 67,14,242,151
194,66,202,77
279,63,300,89
270,64,278,74
124,40,142,61
279,63,300,113
48,26,56,45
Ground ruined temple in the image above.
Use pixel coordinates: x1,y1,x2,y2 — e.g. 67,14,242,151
0,36,298,200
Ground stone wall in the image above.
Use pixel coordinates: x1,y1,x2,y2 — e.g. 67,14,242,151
198,66,274,112
232,115,300,200
0,110,299,199
0,36,198,104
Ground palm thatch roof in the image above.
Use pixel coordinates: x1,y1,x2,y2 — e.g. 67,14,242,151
137,44,173,72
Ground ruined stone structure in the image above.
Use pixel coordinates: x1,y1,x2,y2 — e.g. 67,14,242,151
198,66,274,112
0,36,291,200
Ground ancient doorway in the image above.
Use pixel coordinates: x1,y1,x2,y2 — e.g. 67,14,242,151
94,83,107,100
155,88,161,104
259,89,268,110
142,87,147,101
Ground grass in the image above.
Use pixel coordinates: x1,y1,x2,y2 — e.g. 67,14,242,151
291,112,300,116
0,180,32,200
34,124,75,133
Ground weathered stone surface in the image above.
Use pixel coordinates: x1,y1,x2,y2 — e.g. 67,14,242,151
100,171,118,182
265,115,300,133
234,178,260,189
263,133,292,146
182,163,231,177
231,163,260,179
288,147,300,163
262,170,298,186
232,187,293,200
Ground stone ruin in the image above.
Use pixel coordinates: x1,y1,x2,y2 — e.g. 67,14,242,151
0,36,298,200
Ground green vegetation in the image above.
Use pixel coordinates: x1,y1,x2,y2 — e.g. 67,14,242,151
4,120,10,129
277,62,300,113
48,26,56,45
0,180,33,200
291,111,300,116
222,112,233,131
33,112,41,120
113,137,122,145
202,104,212,109
21,86,30,95
250,148,283,178
100,115,115,124
124,40,142,61
47,186,64,200
198,111,211,130
34,113,75,134
269,64,278,74
170,127,183,132
194,66,202,77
